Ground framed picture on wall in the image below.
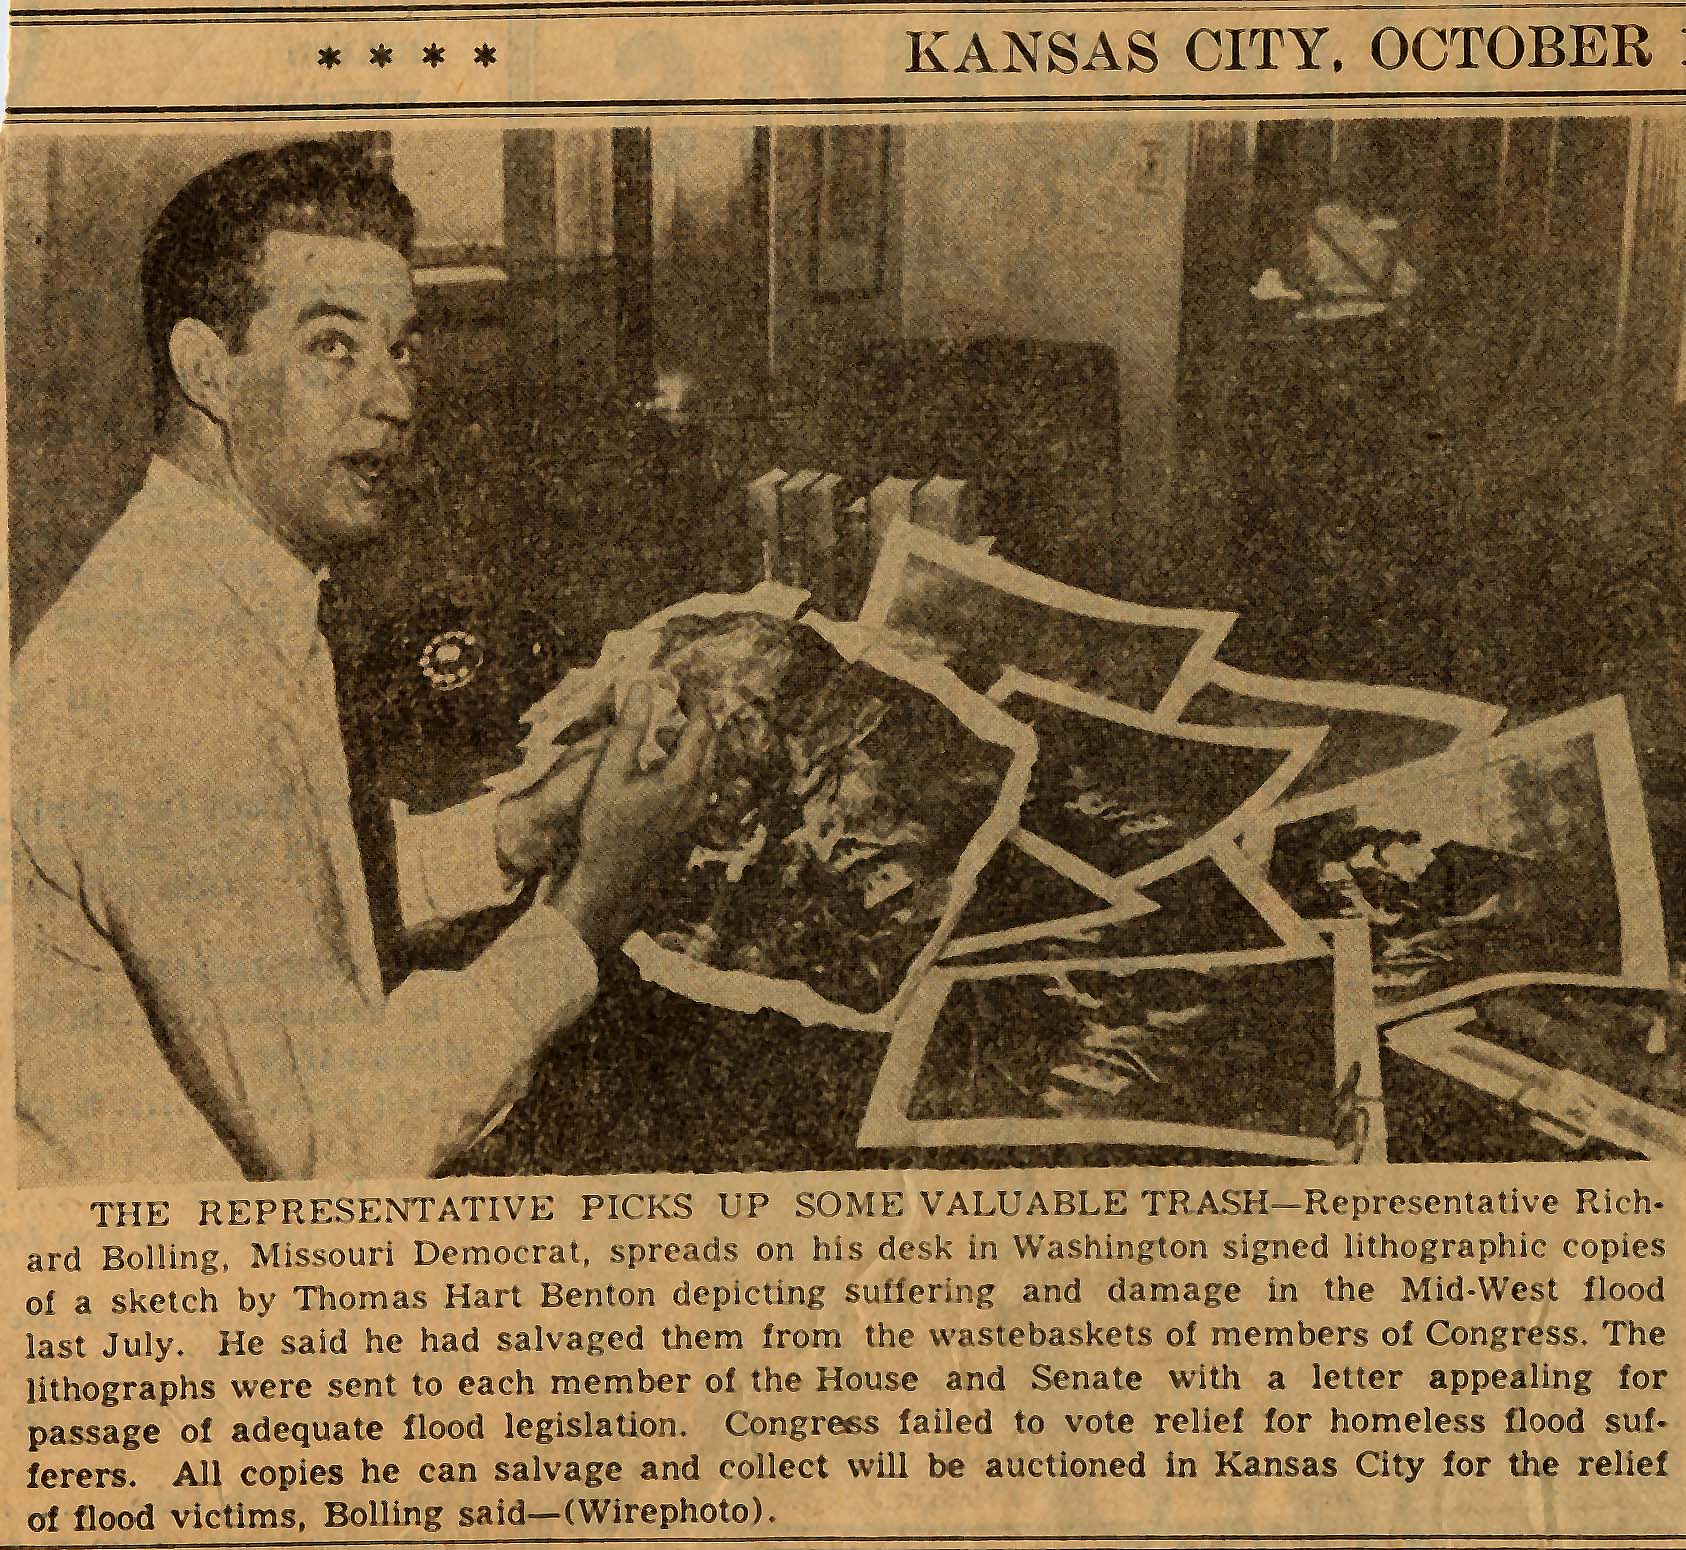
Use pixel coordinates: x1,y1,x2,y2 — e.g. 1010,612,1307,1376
814,125,891,298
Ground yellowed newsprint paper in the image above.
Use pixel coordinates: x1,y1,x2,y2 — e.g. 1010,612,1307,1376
2,3,1684,1548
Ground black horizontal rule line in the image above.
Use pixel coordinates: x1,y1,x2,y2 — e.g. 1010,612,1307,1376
12,0,1686,20
13,98,1685,128
18,103,1676,127
10,86,1686,115
0,1537,1679,1549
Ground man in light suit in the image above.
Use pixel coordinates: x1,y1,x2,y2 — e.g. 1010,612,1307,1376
12,138,714,1184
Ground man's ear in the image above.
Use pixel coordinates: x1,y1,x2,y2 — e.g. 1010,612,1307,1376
167,317,234,424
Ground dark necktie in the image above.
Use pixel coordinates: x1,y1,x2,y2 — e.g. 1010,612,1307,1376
317,573,407,992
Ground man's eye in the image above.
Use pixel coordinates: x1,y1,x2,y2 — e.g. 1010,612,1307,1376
308,333,356,362
392,338,420,369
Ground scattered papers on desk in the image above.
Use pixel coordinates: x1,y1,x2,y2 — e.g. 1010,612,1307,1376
489,521,1675,1160
1156,660,1506,821
943,837,1136,945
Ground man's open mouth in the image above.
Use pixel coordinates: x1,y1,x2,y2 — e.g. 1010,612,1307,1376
339,452,390,498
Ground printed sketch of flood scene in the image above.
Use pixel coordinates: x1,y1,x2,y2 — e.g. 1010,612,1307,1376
858,520,1234,713
858,931,1383,1163
987,667,1322,890
490,585,1034,1028
1257,698,1670,1024
1155,660,1507,818
1385,987,1686,1159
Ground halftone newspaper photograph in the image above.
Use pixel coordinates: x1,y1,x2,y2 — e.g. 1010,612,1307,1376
2,3,1683,1546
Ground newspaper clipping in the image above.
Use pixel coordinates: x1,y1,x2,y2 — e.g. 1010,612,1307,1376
3,1,1684,1545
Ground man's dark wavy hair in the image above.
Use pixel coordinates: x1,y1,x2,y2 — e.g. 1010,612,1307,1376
140,138,416,430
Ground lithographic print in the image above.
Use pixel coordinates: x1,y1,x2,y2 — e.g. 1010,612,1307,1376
502,597,1036,1027
1158,658,1507,819
861,928,1384,1161
947,838,1315,963
989,667,1323,889
1261,698,1671,1024
859,521,1236,713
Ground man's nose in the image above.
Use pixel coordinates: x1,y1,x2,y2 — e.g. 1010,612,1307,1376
363,354,414,426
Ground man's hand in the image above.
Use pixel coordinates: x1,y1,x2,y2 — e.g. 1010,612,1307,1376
547,683,716,952
494,730,606,880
